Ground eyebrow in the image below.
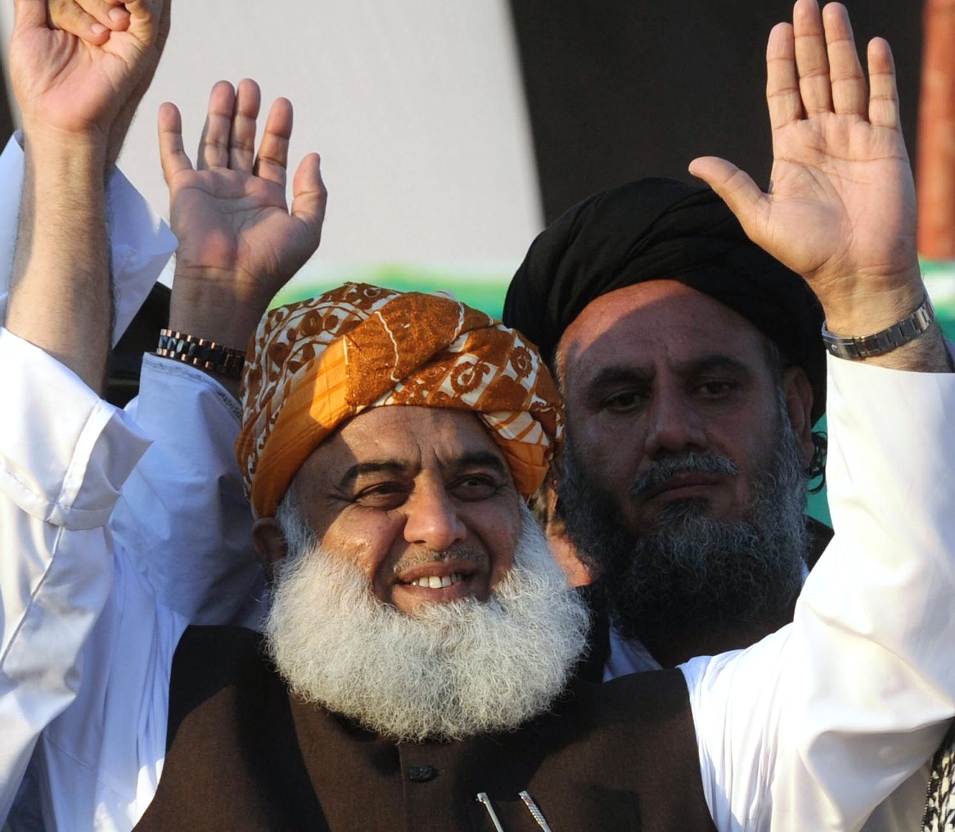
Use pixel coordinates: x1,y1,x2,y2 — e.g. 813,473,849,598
685,354,756,377
338,450,509,489
339,461,409,490
453,451,510,478
588,353,755,389
588,365,654,389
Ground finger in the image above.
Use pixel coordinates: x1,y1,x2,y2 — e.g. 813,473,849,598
289,152,328,261
253,97,293,188
823,2,866,117
766,22,803,131
793,0,833,115
46,0,119,43
868,37,900,130
229,78,262,173
158,101,194,185
688,156,770,247
197,81,236,171
62,0,131,29
122,0,161,50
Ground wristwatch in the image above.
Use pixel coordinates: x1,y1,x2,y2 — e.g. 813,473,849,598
821,297,935,360
155,329,246,379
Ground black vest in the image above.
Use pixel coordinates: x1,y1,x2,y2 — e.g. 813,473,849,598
134,626,716,832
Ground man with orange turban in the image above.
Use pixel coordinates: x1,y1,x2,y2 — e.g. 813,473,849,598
7,2,955,832
236,282,561,520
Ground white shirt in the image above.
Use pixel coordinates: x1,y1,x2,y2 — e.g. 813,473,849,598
0,135,258,827
2,329,954,832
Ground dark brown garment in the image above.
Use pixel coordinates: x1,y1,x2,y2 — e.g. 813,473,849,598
135,626,716,832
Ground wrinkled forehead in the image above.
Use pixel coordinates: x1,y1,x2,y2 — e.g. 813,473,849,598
294,405,513,486
556,280,776,388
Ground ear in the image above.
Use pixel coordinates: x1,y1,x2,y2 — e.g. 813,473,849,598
252,517,289,570
781,366,815,468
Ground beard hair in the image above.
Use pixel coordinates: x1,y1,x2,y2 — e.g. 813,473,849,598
264,502,590,742
559,392,808,651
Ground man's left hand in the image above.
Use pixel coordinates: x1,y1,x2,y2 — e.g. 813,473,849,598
689,0,928,346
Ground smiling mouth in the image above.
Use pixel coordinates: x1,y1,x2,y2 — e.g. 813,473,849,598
407,572,465,589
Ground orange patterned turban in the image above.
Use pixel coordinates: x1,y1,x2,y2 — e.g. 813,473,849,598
236,283,563,517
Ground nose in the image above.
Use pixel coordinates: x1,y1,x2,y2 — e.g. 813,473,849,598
643,388,707,460
402,480,468,551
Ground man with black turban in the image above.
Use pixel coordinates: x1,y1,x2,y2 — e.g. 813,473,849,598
503,176,832,669
5,1,955,831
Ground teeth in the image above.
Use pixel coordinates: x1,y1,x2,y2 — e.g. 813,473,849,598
410,573,463,588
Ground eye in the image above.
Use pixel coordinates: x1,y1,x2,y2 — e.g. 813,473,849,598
601,388,645,413
352,481,410,510
695,380,736,399
450,474,501,502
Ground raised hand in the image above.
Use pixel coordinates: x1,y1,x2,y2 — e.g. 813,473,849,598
160,79,327,368
46,0,132,45
46,0,172,168
689,0,925,342
7,0,164,390
10,0,163,148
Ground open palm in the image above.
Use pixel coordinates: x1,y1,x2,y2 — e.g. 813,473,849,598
690,0,919,327
160,80,326,350
760,108,914,298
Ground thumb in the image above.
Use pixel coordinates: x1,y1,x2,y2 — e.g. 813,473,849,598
689,155,770,247
290,152,328,253
158,102,193,187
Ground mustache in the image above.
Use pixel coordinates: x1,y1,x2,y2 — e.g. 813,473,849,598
390,545,485,576
629,451,738,498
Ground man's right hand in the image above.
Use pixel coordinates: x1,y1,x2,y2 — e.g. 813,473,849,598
6,0,165,391
10,0,163,151
45,0,172,168
46,0,131,45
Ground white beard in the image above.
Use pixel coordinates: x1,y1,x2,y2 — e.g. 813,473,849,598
264,504,590,741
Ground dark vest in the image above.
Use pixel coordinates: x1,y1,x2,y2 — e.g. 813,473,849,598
134,626,716,832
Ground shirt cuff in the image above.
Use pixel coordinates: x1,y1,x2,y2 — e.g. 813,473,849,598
136,353,242,423
0,329,151,529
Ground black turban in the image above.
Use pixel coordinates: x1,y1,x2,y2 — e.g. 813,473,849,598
503,178,827,422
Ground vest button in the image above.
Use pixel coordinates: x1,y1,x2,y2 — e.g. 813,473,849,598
407,764,437,782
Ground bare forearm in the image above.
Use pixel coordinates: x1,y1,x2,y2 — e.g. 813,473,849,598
6,131,111,392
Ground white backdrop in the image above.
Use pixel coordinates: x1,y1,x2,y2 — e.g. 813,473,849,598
0,1,543,296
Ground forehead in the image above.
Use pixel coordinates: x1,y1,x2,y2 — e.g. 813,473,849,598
296,406,508,481
558,280,772,381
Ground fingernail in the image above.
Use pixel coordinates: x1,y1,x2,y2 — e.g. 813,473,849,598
109,6,130,21
91,22,107,34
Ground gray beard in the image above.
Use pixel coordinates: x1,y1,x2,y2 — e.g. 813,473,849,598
264,503,590,742
559,410,808,652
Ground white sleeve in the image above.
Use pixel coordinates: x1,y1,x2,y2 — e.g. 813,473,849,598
0,328,151,825
0,134,177,342
686,356,955,832
113,355,266,627
17,544,187,832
